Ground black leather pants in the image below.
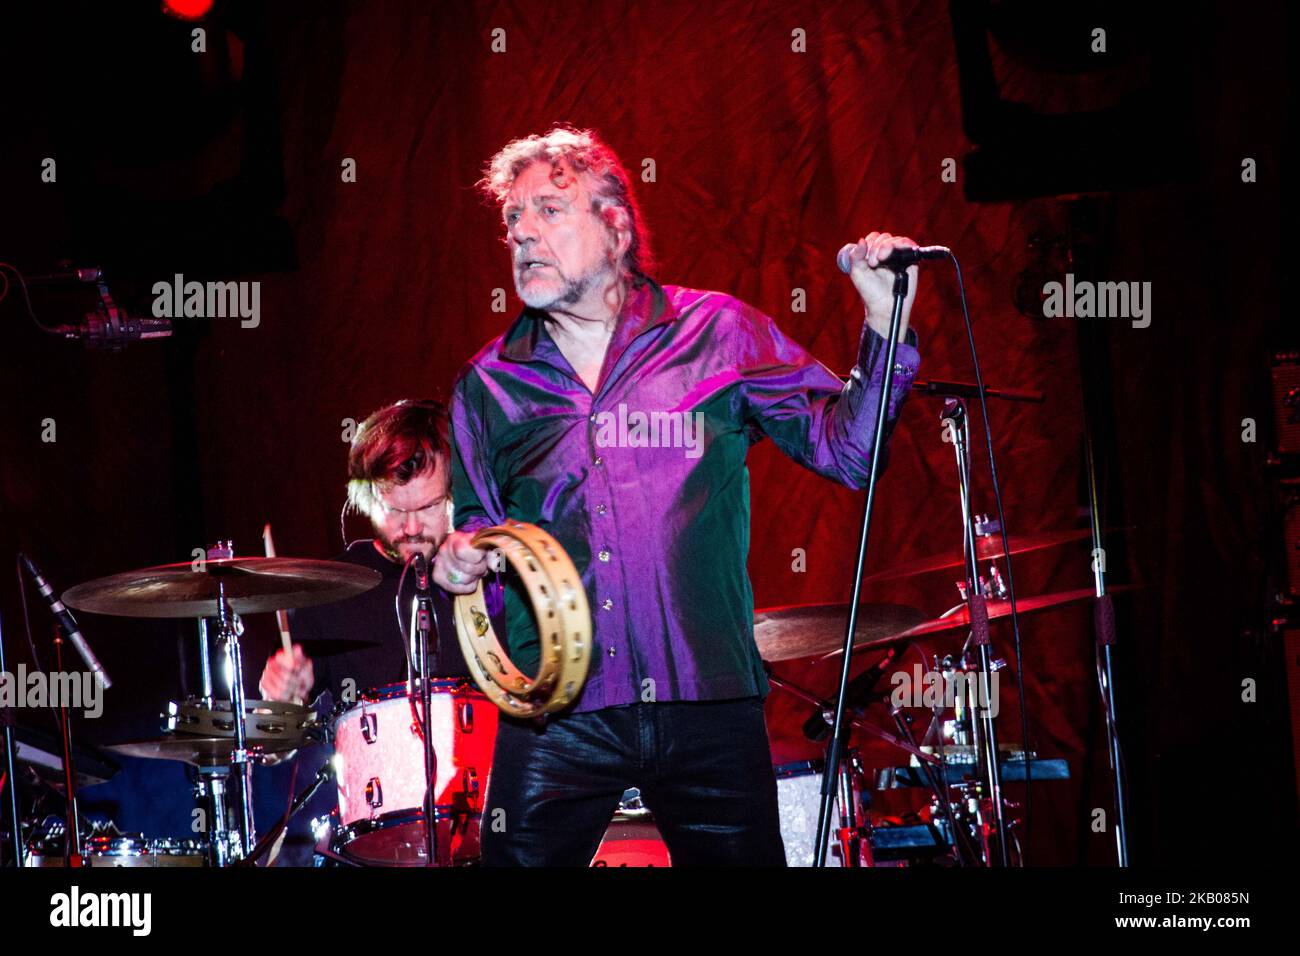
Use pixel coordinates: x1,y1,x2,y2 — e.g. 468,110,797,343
480,696,787,866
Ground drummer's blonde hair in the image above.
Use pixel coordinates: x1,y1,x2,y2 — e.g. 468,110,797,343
345,399,450,518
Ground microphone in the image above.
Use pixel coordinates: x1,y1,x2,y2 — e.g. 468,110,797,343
24,267,103,285
837,242,950,274
412,554,431,595
17,553,113,689
802,645,898,742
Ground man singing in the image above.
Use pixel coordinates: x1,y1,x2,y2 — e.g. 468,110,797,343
434,125,921,865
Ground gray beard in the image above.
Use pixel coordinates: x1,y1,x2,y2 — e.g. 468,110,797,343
517,259,609,310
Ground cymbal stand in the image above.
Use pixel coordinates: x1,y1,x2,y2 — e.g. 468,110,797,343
210,543,255,862
941,397,1009,866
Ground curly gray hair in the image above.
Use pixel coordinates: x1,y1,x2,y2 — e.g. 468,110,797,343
476,124,655,286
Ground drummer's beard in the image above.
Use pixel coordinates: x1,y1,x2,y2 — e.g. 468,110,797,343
376,532,439,565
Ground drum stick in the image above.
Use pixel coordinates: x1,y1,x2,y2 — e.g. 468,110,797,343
262,523,294,654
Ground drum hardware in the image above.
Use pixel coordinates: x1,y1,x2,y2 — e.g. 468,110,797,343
764,668,938,767
63,543,382,867
24,818,207,868
360,712,378,743
876,756,1069,789
866,819,953,864
235,757,339,868
453,522,592,717
884,679,984,867
913,398,1008,863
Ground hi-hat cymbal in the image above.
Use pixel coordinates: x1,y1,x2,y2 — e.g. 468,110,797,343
62,557,381,618
860,528,1107,583
753,602,926,662
106,735,305,767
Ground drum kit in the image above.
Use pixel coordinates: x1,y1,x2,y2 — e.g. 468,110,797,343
2,515,1115,868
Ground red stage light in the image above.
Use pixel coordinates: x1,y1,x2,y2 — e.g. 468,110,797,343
161,0,214,21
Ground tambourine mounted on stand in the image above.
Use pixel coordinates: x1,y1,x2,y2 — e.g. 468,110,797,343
452,521,592,717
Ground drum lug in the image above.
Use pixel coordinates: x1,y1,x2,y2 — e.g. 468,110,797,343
457,701,474,733
360,712,377,744
463,768,479,808
365,777,383,809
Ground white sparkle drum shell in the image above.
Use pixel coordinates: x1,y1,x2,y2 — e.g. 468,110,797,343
332,679,497,866
775,759,863,867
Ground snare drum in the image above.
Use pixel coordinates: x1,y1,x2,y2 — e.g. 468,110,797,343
332,679,496,866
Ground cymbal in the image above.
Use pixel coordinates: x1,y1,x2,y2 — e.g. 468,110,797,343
860,529,1098,583
816,586,1134,659
753,602,926,662
106,735,305,767
63,557,381,618
887,586,1134,643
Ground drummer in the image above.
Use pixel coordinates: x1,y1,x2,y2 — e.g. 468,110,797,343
257,399,472,707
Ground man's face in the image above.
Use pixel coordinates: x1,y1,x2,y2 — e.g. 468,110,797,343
368,459,452,564
503,159,616,310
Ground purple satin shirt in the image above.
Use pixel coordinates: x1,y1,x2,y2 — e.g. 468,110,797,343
450,277,920,713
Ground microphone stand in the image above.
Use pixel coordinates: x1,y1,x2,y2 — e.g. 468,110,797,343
812,268,908,866
237,758,337,867
411,555,439,867
51,625,83,867
1086,428,1129,865
0,610,25,867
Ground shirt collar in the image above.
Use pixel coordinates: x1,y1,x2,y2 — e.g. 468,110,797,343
500,276,672,364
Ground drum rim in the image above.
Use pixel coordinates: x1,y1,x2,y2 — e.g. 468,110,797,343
355,678,479,703
333,808,480,864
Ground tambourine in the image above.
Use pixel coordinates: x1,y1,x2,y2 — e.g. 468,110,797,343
452,521,592,717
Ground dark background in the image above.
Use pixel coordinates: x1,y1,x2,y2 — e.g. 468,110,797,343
0,0,1292,866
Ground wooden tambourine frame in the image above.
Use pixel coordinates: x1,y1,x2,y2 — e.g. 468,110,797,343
452,521,592,717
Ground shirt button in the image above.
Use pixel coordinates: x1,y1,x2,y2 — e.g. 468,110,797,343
596,504,607,515
593,456,604,467
598,549,611,562
607,646,617,657
589,413,598,423
601,598,614,611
